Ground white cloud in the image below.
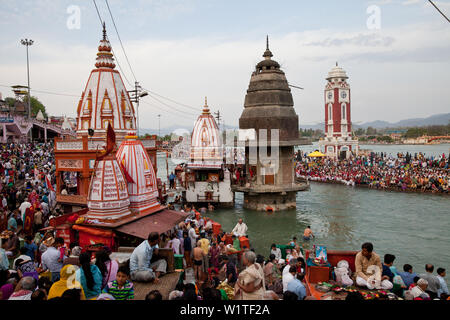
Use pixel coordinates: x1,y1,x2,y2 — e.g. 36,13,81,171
401,0,420,5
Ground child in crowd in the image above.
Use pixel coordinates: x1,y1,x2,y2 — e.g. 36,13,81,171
56,237,66,263
102,266,134,300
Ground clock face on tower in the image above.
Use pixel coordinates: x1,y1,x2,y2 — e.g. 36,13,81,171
328,92,332,100
341,91,347,99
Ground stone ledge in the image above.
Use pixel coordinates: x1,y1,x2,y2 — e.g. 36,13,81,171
231,182,309,193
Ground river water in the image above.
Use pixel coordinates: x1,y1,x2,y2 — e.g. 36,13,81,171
157,143,450,284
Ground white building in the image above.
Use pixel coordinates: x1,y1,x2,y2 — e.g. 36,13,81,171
184,98,234,206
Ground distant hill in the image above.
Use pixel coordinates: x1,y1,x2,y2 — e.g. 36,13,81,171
355,113,450,129
141,113,450,134
298,113,450,131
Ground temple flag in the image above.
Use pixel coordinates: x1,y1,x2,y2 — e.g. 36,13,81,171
96,122,116,161
46,175,55,192
120,162,135,184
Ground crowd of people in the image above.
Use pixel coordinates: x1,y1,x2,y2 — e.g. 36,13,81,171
144,210,450,301
0,141,448,301
296,151,449,194
1,196,449,301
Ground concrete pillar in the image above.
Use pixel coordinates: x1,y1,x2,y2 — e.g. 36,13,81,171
44,127,47,142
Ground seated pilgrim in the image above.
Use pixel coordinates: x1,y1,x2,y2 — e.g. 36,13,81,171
129,232,167,283
355,242,393,290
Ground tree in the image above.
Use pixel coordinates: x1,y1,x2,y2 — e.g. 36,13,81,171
23,96,48,119
354,128,365,136
4,97,15,108
366,126,377,135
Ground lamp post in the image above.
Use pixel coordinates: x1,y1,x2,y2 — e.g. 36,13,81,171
20,39,33,119
21,38,33,142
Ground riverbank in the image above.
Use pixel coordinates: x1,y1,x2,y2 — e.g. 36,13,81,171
306,179,450,196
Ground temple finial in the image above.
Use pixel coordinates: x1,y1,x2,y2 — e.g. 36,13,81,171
102,22,107,40
263,35,273,59
202,96,210,114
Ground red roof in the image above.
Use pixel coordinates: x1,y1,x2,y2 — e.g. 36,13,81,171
115,209,189,239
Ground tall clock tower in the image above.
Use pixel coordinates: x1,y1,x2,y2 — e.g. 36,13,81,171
319,63,358,159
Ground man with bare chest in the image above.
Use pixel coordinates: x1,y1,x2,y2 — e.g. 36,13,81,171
193,241,205,284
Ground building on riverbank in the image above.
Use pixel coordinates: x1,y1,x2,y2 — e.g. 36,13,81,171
53,24,157,212
233,37,307,211
183,98,234,207
318,63,359,159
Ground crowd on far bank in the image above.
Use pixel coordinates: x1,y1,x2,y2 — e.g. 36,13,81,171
295,151,449,194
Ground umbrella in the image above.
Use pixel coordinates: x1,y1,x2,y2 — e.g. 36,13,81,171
307,151,326,157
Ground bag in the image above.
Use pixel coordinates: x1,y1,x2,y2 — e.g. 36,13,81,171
334,267,353,287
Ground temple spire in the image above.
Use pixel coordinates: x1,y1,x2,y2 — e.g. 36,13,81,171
95,24,116,69
263,35,273,59
202,96,210,114
102,22,107,40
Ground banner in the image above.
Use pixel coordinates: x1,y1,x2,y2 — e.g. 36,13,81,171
45,174,55,192
23,207,35,235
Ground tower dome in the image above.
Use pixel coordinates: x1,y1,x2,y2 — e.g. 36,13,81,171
76,23,136,139
85,155,132,224
326,62,348,81
116,131,160,214
188,98,223,168
239,36,299,143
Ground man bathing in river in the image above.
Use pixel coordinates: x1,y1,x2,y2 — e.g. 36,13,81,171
303,226,314,241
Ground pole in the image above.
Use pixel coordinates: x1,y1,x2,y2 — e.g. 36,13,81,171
136,82,140,137
21,38,33,142
158,114,161,139
26,44,31,119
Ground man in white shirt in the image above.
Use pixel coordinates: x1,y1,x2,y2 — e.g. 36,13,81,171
19,199,31,222
188,222,198,249
411,278,430,299
168,234,181,255
270,244,282,261
232,219,248,237
282,266,296,293
283,258,297,277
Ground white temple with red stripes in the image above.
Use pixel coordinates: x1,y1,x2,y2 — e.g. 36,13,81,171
52,24,188,251
184,98,234,206
116,131,160,214
76,24,136,139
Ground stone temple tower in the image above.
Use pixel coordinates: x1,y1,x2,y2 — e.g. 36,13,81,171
235,37,307,211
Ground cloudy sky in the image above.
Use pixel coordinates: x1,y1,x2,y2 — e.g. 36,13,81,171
0,0,449,130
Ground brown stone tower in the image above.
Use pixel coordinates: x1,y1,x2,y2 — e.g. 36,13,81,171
234,36,307,211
